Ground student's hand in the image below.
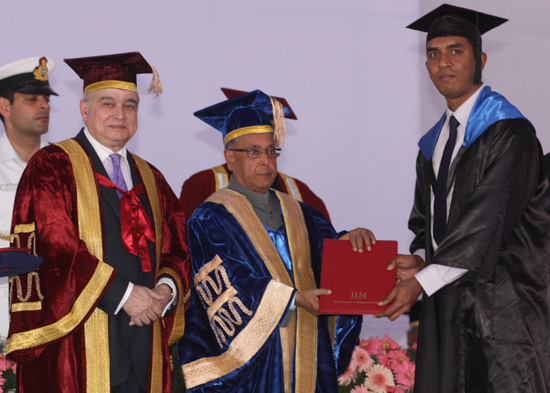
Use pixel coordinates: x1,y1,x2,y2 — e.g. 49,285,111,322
374,278,423,321
387,254,425,283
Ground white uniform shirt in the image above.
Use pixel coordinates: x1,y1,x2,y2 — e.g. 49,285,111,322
0,133,47,338
414,85,485,296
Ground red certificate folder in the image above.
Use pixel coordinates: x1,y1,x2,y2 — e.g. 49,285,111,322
319,239,397,315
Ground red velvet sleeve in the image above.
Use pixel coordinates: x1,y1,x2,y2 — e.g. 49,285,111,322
179,169,218,219
8,146,115,360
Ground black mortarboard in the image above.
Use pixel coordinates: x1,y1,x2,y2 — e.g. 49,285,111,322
407,4,507,85
407,4,507,36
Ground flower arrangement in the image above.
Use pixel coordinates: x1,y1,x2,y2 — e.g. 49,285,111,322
0,336,16,393
338,334,416,393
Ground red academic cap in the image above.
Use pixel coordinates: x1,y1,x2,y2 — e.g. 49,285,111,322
407,4,507,35
64,51,162,97
221,87,298,120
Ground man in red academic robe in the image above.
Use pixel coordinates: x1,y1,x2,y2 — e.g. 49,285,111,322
7,52,191,393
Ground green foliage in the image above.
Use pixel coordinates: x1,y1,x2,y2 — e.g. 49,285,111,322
2,368,16,391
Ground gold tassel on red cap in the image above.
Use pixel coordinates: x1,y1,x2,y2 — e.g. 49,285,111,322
147,63,163,97
270,96,286,146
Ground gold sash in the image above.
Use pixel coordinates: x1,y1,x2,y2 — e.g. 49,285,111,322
184,188,317,393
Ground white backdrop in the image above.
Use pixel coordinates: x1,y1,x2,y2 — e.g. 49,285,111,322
2,0,546,346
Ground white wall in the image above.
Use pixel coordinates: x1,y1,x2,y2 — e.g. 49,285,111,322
19,1,549,346
1,0,421,251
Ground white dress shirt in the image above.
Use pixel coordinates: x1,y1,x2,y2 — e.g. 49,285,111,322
83,128,176,315
414,85,486,296
0,133,46,338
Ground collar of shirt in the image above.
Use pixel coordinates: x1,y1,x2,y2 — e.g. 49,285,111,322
227,176,283,229
446,82,485,132
430,84,485,253
83,127,133,189
433,84,485,175
0,132,47,167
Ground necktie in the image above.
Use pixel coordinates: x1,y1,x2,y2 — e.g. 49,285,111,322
433,115,458,245
110,153,128,198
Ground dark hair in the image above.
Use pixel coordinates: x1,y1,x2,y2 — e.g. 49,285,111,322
225,137,239,149
427,14,483,84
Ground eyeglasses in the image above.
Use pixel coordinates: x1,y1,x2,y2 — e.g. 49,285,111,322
227,147,282,159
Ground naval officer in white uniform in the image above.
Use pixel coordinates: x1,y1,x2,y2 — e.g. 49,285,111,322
0,56,57,338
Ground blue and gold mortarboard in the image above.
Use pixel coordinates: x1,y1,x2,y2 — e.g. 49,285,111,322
221,87,298,120
194,89,291,146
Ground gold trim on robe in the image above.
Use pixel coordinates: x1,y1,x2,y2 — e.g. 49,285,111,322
211,165,230,191
7,138,178,393
10,302,41,312
57,139,111,393
279,172,304,202
132,153,167,393
183,188,318,393
7,139,114,386
183,280,294,388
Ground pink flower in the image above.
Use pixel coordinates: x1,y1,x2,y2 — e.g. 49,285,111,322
350,384,370,393
0,354,15,374
388,348,408,368
387,386,407,393
380,333,400,354
338,365,354,386
392,360,415,390
358,337,382,355
365,364,395,393
377,351,390,368
0,354,7,372
353,347,374,372
338,335,415,393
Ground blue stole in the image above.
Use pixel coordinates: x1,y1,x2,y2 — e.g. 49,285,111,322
265,225,293,272
418,86,533,161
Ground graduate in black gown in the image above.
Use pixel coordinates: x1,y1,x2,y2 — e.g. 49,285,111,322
376,5,550,392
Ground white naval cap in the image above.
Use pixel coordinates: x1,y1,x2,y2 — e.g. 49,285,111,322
0,56,58,96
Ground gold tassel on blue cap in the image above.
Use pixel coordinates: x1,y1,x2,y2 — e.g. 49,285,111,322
193,89,292,146
270,96,286,147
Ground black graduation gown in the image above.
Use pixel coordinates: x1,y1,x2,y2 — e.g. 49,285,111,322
409,118,550,393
